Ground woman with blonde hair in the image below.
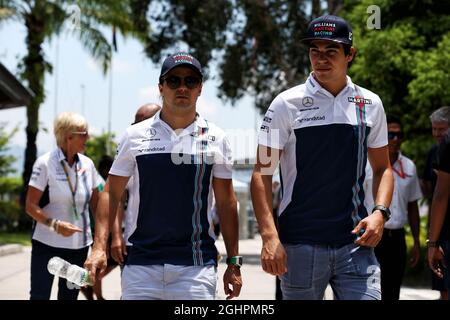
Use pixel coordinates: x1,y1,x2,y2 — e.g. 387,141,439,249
26,112,101,300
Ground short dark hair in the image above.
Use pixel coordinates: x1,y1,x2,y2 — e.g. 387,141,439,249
343,44,356,69
387,114,402,127
98,155,114,180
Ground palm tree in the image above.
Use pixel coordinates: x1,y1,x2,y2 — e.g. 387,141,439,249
0,0,148,198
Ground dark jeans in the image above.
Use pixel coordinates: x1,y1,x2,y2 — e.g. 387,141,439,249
30,239,89,300
374,228,406,301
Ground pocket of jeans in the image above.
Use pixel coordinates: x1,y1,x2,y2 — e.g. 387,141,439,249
283,244,315,289
349,245,379,276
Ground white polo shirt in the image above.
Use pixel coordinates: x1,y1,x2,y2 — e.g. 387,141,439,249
29,148,100,249
258,73,388,246
364,152,423,229
110,111,232,266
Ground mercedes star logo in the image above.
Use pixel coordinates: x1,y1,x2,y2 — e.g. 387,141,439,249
302,96,314,107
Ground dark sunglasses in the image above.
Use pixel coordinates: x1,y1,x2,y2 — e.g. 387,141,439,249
164,75,201,89
388,131,404,140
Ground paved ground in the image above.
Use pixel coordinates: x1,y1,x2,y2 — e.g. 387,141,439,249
0,235,441,300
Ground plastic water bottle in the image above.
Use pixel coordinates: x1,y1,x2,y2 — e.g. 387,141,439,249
47,256,91,287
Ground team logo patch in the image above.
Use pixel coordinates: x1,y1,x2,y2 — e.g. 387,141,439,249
145,128,157,138
348,97,372,106
302,96,314,107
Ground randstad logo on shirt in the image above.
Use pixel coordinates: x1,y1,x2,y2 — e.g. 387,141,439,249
138,146,166,153
297,116,325,124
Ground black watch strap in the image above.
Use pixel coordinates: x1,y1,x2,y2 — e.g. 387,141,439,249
372,205,391,221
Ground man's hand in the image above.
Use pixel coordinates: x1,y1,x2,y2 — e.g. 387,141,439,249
56,220,82,237
410,242,420,267
223,265,242,300
428,246,446,278
352,211,385,247
110,233,127,265
261,237,287,276
84,248,107,285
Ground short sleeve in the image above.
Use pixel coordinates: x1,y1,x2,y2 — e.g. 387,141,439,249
408,165,423,202
258,95,292,150
28,156,48,191
212,135,233,179
109,130,135,177
367,97,388,148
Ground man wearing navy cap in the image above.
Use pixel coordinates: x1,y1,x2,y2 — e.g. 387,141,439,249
85,52,242,300
251,15,394,300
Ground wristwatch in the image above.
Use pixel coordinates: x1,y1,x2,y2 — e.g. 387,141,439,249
372,205,391,221
45,218,58,232
426,239,438,248
226,256,243,268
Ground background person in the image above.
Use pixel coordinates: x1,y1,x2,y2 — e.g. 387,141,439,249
251,14,393,300
421,106,450,300
26,112,100,300
364,115,422,300
428,128,450,298
110,103,161,266
85,53,242,300
81,155,118,300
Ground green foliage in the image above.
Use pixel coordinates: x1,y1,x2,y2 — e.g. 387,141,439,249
0,200,23,232
345,0,450,174
84,132,117,168
217,0,312,112
0,176,25,232
0,231,31,246
0,123,17,177
0,1,151,193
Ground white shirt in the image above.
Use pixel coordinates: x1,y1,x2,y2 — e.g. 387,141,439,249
364,152,423,229
29,148,101,249
109,111,232,266
257,73,388,245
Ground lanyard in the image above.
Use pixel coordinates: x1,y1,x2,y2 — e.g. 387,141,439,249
60,159,79,220
393,158,406,179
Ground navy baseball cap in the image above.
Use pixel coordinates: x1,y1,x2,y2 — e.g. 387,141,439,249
302,15,353,45
160,52,203,78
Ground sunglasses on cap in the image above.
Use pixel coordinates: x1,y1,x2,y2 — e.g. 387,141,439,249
163,75,201,90
388,131,404,140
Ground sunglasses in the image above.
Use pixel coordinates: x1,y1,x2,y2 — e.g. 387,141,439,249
72,131,89,136
163,75,201,89
388,131,404,140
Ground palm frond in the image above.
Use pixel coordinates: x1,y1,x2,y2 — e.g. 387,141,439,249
77,19,112,74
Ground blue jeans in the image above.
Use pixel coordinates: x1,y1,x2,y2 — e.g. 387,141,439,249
280,242,381,300
30,240,89,300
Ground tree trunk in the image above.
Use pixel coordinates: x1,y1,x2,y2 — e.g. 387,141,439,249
20,12,46,205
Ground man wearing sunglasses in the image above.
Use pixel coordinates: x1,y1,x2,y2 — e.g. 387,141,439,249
85,52,242,300
364,115,422,300
251,14,393,300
